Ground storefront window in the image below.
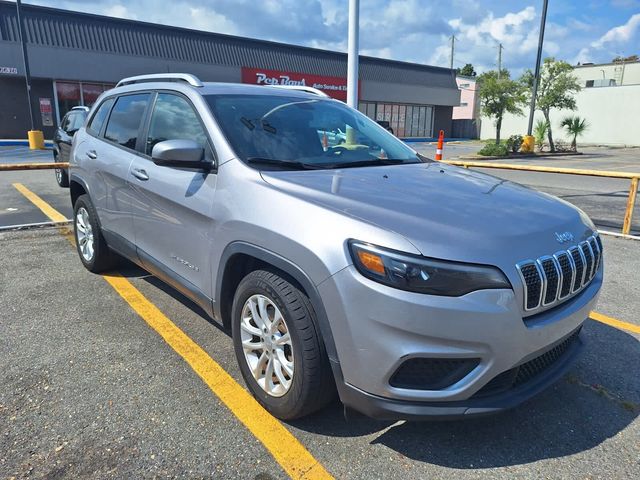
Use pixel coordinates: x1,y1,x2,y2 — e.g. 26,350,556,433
55,82,81,119
354,101,433,138
55,81,115,125
82,83,110,107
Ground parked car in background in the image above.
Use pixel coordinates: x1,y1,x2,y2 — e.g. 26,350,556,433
376,120,394,135
53,106,89,187
69,74,603,420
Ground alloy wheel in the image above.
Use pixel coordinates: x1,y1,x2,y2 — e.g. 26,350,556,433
75,207,95,262
240,294,294,397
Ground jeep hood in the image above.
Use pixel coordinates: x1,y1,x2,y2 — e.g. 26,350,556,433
260,162,595,267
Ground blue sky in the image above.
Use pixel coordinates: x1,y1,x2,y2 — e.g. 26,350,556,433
26,0,640,75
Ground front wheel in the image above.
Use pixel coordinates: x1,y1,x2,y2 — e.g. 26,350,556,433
232,269,335,419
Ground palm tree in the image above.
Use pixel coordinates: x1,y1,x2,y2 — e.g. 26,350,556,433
561,116,588,152
533,119,550,152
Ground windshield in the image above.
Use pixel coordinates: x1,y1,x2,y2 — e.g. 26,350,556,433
205,94,425,169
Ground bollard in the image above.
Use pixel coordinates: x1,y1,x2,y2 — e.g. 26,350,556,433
521,135,535,153
435,130,444,161
27,130,45,150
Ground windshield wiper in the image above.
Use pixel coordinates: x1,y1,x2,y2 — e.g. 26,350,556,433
317,158,419,169
246,157,320,170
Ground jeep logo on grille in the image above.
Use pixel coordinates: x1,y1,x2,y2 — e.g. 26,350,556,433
555,231,574,243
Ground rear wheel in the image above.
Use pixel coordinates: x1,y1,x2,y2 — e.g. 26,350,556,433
73,194,117,272
232,269,335,419
54,151,69,187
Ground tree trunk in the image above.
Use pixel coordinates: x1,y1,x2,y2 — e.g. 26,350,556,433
544,111,555,152
495,116,502,145
571,135,577,152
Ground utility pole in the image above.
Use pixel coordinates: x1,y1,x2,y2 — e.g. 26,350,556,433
527,0,549,136
16,0,35,132
346,0,359,109
449,35,456,70
497,43,504,78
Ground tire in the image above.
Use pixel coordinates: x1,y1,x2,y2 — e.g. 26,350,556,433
73,194,117,273
232,269,336,419
54,151,69,188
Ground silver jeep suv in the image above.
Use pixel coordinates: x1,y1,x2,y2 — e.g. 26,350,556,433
69,73,603,420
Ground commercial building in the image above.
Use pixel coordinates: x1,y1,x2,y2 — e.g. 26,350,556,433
481,60,640,146
0,1,460,140
452,75,480,138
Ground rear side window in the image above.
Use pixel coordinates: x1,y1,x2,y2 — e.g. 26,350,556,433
104,94,150,149
68,112,86,132
60,113,72,132
87,98,114,135
145,93,209,156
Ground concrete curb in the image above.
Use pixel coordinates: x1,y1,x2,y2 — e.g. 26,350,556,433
460,152,585,161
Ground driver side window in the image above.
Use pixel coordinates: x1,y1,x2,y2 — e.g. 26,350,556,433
146,93,210,157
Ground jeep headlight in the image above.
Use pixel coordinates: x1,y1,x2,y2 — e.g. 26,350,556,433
349,241,511,296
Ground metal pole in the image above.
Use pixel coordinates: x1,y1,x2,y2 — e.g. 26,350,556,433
346,0,359,109
498,43,503,78
449,35,456,70
16,0,36,131
527,0,549,136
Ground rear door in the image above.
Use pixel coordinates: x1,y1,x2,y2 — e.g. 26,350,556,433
128,91,217,296
88,93,151,248
55,112,75,162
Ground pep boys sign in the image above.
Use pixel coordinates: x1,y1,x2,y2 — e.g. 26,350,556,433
241,67,354,101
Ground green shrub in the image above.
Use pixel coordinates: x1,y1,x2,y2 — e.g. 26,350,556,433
478,143,508,156
505,134,523,153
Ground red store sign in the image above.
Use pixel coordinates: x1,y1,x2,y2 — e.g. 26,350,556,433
241,67,353,101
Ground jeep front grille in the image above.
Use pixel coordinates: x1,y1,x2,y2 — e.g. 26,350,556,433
516,234,602,312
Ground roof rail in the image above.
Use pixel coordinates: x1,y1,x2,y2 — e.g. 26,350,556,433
116,73,203,88
269,85,330,97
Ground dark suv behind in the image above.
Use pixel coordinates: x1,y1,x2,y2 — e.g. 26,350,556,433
53,106,89,187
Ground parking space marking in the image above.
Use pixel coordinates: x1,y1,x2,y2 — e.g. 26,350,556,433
13,182,639,477
590,312,640,335
12,183,68,223
104,273,333,480
12,183,333,480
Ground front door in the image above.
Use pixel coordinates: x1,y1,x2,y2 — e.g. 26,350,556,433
128,92,217,297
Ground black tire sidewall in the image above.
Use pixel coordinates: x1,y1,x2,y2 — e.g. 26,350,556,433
231,272,310,419
73,195,109,272
54,151,69,187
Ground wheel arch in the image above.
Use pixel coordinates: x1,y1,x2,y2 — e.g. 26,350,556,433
215,242,341,374
69,175,90,207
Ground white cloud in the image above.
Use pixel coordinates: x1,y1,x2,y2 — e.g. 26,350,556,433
188,7,237,35
591,13,640,48
102,5,137,20
431,6,540,72
575,13,640,64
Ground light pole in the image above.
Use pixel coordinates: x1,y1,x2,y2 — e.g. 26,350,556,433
526,0,549,136
16,0,36,132
346,0,359,109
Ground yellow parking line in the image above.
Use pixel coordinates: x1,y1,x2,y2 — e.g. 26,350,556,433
104,273,332,479
13,183,332,479
12,183,68,223
590,311,640,334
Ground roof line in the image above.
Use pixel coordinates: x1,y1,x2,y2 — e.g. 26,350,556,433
2,0,454,74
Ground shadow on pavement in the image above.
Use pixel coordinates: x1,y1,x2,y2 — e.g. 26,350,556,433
293,321,639,469
114,259,230,336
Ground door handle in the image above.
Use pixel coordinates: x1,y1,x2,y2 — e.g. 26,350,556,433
131,168,149,181
86,150,97,159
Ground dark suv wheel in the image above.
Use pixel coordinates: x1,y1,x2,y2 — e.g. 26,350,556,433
231,269,335,419
54,151,69,188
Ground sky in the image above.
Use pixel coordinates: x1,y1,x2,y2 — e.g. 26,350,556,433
23,0,640,76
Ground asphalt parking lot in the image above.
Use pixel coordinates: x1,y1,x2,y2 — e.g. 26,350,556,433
1,145,639,479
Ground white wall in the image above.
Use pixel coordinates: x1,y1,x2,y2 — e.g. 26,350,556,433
480,84,640,146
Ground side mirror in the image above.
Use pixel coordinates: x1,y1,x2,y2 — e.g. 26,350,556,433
151,139,207,168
